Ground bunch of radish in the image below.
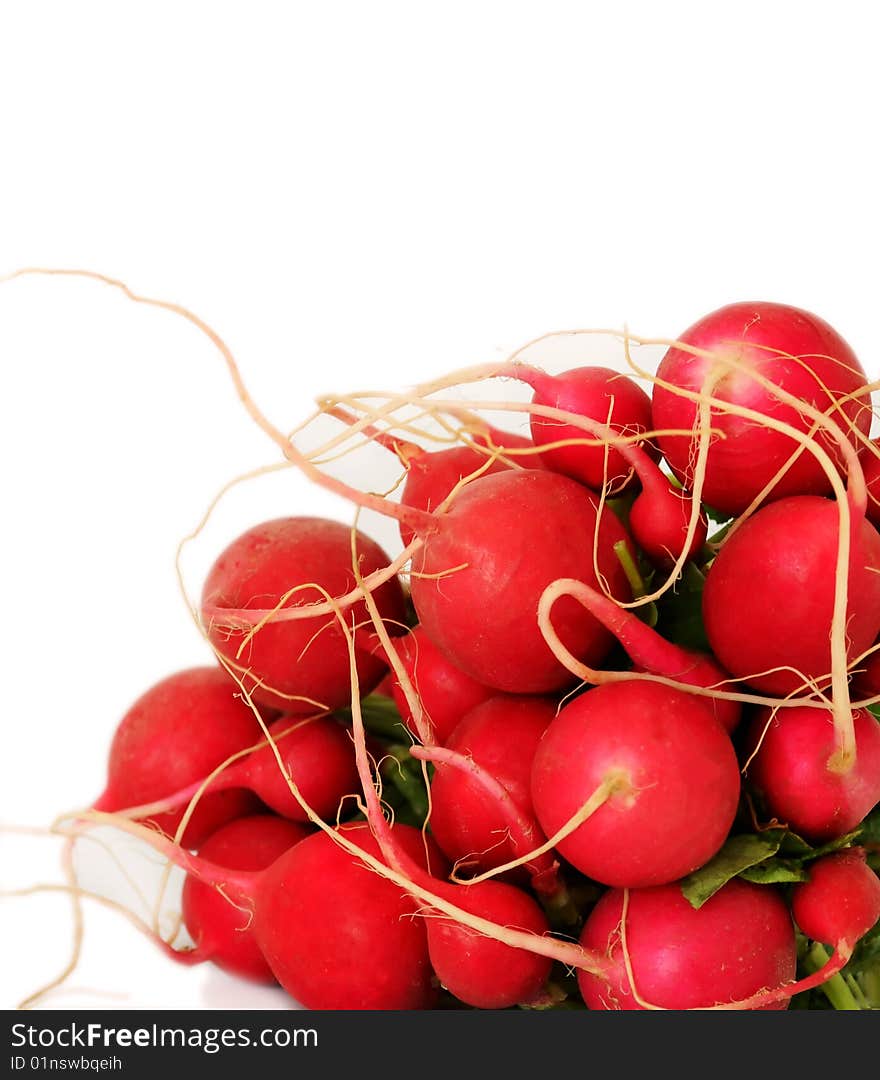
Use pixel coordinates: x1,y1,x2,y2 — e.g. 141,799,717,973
61,292,880,1010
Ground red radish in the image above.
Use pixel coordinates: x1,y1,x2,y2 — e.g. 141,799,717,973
421,696,557,886
349,796,555,1008
118,819,447,1009
508,364,705,567
703,496,880,696
152,715,360,825
423,878,552,1009
385,624,494,744
201,517,406,713
626,478,707,570
94,667,262,847
791,848,880,948
578,880,797,1010
746,705,880,841
530,680,740,887
520,365,655,492
327,404,542,547
397,445,516,547
253,823,443,1009
410,469,635,693
102,807,558,1010
652,300,872,515
539,577,741,733
220,405,634,694
181,815,311,982
341,664,559,1009
344,640,561,1010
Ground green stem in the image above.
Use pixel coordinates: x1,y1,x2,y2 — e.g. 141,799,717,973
805,942,861,1010
613,540,658,627
844,973,872,1010
614,539,646,597
539,882,580,930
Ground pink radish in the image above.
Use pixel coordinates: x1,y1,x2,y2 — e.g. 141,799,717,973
419,696,558,889
396,444,516,547
519,365,655,492
652,300,872,515
703,495,880,697
94,667,262,847
201,516,406,713
578,879,797,1010
510,364,705,567
746,705,880,841
385,624,494,744
789,848,880,1009
626,477,707,570
149,715,360,825
327,404,542,547
409,469,635,693
791,848,880,949
181,815,311,982
539,577,740,733
530,680,740,887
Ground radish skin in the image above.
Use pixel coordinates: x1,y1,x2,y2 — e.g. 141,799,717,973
652,300,872,515
145,715,360,825
415,696,559,891
578,880,797,1010
531,681,740,887
747,706,880,841
506,362,706,566
703,495,880,697
791,848,880,948
521,364,656,492
538,577,741,733
94,667,263,848
201,517,407,713
383,625,494,745
410,470,634,693
181,815,311,983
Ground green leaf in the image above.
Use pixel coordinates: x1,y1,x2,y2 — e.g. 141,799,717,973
856,805,880,845
654,562,710,652
739,858,809,884
780,828,861,860
681,830,786,908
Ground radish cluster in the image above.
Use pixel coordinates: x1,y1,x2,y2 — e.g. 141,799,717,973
67,296,880,1011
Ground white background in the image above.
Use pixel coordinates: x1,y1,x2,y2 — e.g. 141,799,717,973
2,1,879,1010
